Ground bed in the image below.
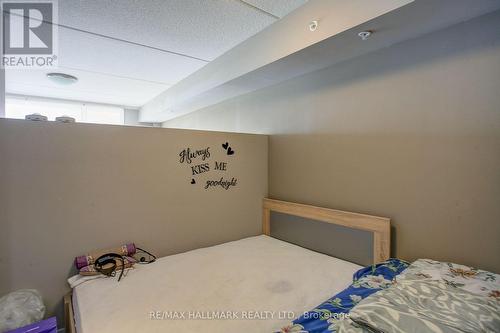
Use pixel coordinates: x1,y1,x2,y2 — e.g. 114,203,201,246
64,198,392,333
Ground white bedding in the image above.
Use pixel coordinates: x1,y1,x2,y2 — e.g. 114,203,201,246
71,235,361,333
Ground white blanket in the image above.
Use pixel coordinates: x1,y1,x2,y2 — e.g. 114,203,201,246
71,235,361,333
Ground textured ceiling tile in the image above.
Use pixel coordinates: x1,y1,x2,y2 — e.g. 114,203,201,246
242,0,307,18
57,26,206,85
58,0,277,61
7,0,295,106
5,68,169,107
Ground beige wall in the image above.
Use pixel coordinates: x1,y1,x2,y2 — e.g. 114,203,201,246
0,119,268,322
164,11,500,273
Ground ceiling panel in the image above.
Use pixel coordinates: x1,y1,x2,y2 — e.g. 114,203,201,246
5,68,169,108
140,0,416,121
242,0,307,18
4,0,309,108
142,0,500,122
57,25,206,85
58,0,278,61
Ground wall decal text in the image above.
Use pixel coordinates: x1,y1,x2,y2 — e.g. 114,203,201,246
179,143,237,190
179,147,210,164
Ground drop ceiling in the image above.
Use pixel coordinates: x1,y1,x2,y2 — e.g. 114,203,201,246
5,0,307,108
141,0,500,123
6,0,500,120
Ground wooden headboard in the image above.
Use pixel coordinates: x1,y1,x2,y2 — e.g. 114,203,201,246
262,198,390,263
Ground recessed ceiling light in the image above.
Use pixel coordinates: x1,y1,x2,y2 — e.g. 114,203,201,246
309,20,318,32
46,73,78,85
358,30,373,40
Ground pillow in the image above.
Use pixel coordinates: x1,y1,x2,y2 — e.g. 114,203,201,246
396,258,500,298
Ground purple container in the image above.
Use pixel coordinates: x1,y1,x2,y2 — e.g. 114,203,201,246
6,317,57,333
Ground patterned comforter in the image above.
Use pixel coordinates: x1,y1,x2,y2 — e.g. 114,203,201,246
279,259,410,333
279,259,500,333
338,259,500,332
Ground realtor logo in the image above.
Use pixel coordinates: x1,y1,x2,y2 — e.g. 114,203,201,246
1,0,58,68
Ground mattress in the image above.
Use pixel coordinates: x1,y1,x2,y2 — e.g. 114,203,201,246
72,235,361,333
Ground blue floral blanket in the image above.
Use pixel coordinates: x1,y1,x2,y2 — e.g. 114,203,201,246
278,259,409,333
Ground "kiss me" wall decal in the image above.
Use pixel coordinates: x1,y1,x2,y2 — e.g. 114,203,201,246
179,142,238,190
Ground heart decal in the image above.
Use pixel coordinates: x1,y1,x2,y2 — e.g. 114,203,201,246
222,142,235,156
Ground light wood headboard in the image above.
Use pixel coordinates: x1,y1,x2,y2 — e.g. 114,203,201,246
262,198,390,263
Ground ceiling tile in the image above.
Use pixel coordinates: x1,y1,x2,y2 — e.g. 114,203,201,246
58,0,278,61
5,0,310,108
6,68,169,107
57,25,207,85
242,0,307,18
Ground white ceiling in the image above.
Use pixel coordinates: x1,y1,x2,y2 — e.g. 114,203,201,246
240,0,307,19
141,0,416,121
141,0,500,123
5,0,307,108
